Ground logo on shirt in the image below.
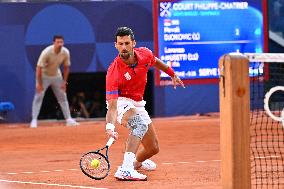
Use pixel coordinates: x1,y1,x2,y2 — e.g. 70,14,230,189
124,72,131,80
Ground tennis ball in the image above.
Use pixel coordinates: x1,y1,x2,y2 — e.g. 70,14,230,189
91,159,100,169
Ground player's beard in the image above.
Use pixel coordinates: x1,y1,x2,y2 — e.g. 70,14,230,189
120,50,133,60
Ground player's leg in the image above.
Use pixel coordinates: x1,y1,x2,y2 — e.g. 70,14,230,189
114,99,148,180
120,108,142,167
30,78,50,128
134,122,159,170
51,77,79,126
133,107,159,170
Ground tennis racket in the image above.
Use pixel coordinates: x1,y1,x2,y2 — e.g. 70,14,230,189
80,137,115,180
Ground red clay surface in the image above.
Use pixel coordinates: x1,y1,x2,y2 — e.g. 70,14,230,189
0,115,221,189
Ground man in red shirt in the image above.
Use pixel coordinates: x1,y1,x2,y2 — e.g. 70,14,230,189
106,27,184,181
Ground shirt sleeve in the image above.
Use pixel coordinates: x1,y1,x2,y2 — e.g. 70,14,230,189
37,50,47,67
63,49,71,66
149,51,156,67
142,47,156,67
106,62,119,100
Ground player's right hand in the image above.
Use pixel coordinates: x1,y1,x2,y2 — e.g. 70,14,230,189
36,84,43,93
106,129,118,140
172,74,185,89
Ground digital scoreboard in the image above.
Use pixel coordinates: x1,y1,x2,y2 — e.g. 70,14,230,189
153,0,267,85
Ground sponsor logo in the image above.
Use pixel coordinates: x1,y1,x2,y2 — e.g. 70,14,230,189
124,72,131,80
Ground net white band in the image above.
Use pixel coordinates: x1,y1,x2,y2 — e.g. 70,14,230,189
244,53,284,62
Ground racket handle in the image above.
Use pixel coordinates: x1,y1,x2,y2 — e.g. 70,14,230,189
106,137,115,147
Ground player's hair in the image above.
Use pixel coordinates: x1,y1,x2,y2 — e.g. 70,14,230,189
115,27,135,41
53,35,64,42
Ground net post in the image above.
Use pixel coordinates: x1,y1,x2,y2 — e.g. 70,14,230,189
219,54,251,189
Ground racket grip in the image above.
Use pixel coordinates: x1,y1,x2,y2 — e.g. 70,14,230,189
106,137,115,147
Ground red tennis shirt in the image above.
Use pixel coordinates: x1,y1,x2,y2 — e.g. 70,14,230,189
106,47,156,101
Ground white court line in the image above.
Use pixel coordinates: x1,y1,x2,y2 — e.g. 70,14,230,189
255,157,265,159
162,162,173,165
170,118,219,123
4,169,78,175
0,179,107,189
2,161,221,175
161,160,221,165
254,156,281,159
22,172,33,174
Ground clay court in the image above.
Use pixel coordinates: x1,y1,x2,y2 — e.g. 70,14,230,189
0,115,220,189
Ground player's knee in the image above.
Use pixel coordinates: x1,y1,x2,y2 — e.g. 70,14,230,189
121,108,136,127
128,114,148,139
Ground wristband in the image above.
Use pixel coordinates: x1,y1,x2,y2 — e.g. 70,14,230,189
106,123,115,132
165,66,175,77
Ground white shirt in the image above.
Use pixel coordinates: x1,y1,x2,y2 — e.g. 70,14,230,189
37,45,71,77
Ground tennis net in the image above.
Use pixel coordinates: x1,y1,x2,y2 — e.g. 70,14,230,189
246,53,284,188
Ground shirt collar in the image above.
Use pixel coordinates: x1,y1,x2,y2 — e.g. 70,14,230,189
52,45,62,54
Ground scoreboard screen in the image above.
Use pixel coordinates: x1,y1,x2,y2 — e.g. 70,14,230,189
153,0,267,85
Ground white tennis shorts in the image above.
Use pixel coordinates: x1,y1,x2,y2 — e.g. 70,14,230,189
115,97,152,125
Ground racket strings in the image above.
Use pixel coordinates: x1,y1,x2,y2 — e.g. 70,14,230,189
81,152,109,179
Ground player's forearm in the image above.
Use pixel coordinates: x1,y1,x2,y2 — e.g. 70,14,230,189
36,66,43,85
63,65,70,83
106,99,117,125
154,57,175,77
105,107,117,139
106,108,117,125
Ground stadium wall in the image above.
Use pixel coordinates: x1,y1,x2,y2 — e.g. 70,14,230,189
0,1,219,122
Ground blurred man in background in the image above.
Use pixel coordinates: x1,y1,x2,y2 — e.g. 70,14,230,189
30,35,79,128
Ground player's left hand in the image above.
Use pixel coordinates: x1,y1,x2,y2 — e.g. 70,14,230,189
61,81,67,92
171,75,185,89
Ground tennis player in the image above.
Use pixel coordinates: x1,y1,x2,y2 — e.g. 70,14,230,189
105,27,184,181
30,35,79,128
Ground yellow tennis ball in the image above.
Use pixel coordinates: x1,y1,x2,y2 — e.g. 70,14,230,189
91,159,100,169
